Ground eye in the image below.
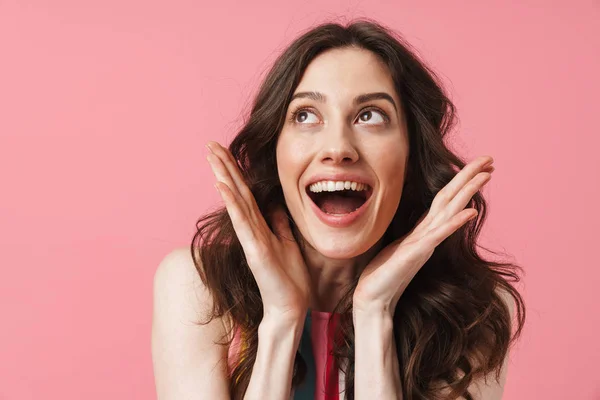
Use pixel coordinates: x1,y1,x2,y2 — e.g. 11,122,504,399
356,108,389,125
289,108,319,124
288,106,390,126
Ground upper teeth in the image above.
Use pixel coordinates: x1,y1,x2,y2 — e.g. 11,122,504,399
308,181,368,193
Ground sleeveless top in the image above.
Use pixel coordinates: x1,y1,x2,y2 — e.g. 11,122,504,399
227,309,346,399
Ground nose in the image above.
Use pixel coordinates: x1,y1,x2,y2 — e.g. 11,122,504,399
317,125,359,165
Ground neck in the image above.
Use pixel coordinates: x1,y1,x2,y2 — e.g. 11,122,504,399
300,236,385,313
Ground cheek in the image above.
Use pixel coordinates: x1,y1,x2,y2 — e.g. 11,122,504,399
276,136,308,192
374,147,408,200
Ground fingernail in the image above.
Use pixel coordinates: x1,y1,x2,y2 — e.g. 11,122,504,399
205,143,214,153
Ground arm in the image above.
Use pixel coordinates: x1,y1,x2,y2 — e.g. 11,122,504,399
152,248,230,399
354,307,402,400
243,315,305,400
353,288,515,400
152,248,306,400
204,141,313,399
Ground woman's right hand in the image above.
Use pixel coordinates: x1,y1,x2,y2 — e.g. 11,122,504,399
205,141,311,325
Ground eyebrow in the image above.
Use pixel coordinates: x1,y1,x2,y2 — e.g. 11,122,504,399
289,91,398,113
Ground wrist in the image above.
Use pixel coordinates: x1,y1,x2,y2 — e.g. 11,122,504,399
353,305,394,328
260,311,305,337
353,297,396,320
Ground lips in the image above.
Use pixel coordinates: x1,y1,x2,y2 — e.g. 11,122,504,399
300,171,376,227
305,186,374,228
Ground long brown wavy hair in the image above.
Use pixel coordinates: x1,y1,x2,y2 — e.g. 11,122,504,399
191,17,526,400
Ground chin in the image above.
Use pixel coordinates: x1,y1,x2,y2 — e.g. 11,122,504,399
306,232,378,259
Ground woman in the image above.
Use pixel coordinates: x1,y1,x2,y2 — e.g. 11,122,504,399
152,18,526,400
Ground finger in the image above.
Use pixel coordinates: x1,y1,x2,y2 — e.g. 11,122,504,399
428,172,490,230
430,156,493,214
208,144,276,239
216,181,280,288
426,208,478,247
207,142,257,210
404,162,494,238
214,181,257,247
206,142,243,191
207,153,250,215
444,172,491,218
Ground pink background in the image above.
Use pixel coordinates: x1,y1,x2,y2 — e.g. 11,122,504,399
1,1,599,399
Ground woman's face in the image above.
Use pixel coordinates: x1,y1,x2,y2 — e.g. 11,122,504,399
276,47,409,259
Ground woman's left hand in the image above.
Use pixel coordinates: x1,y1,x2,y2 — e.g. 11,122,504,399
353,156,495,315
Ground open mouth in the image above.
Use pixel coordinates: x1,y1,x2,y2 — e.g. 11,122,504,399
305,184,373,215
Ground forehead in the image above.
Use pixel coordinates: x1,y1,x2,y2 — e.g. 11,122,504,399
293,47,399,106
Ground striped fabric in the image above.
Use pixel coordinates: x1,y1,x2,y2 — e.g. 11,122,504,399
227,310,345,399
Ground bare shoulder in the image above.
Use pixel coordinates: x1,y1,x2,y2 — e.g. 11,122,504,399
152,247,230,399
153,248,212,327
